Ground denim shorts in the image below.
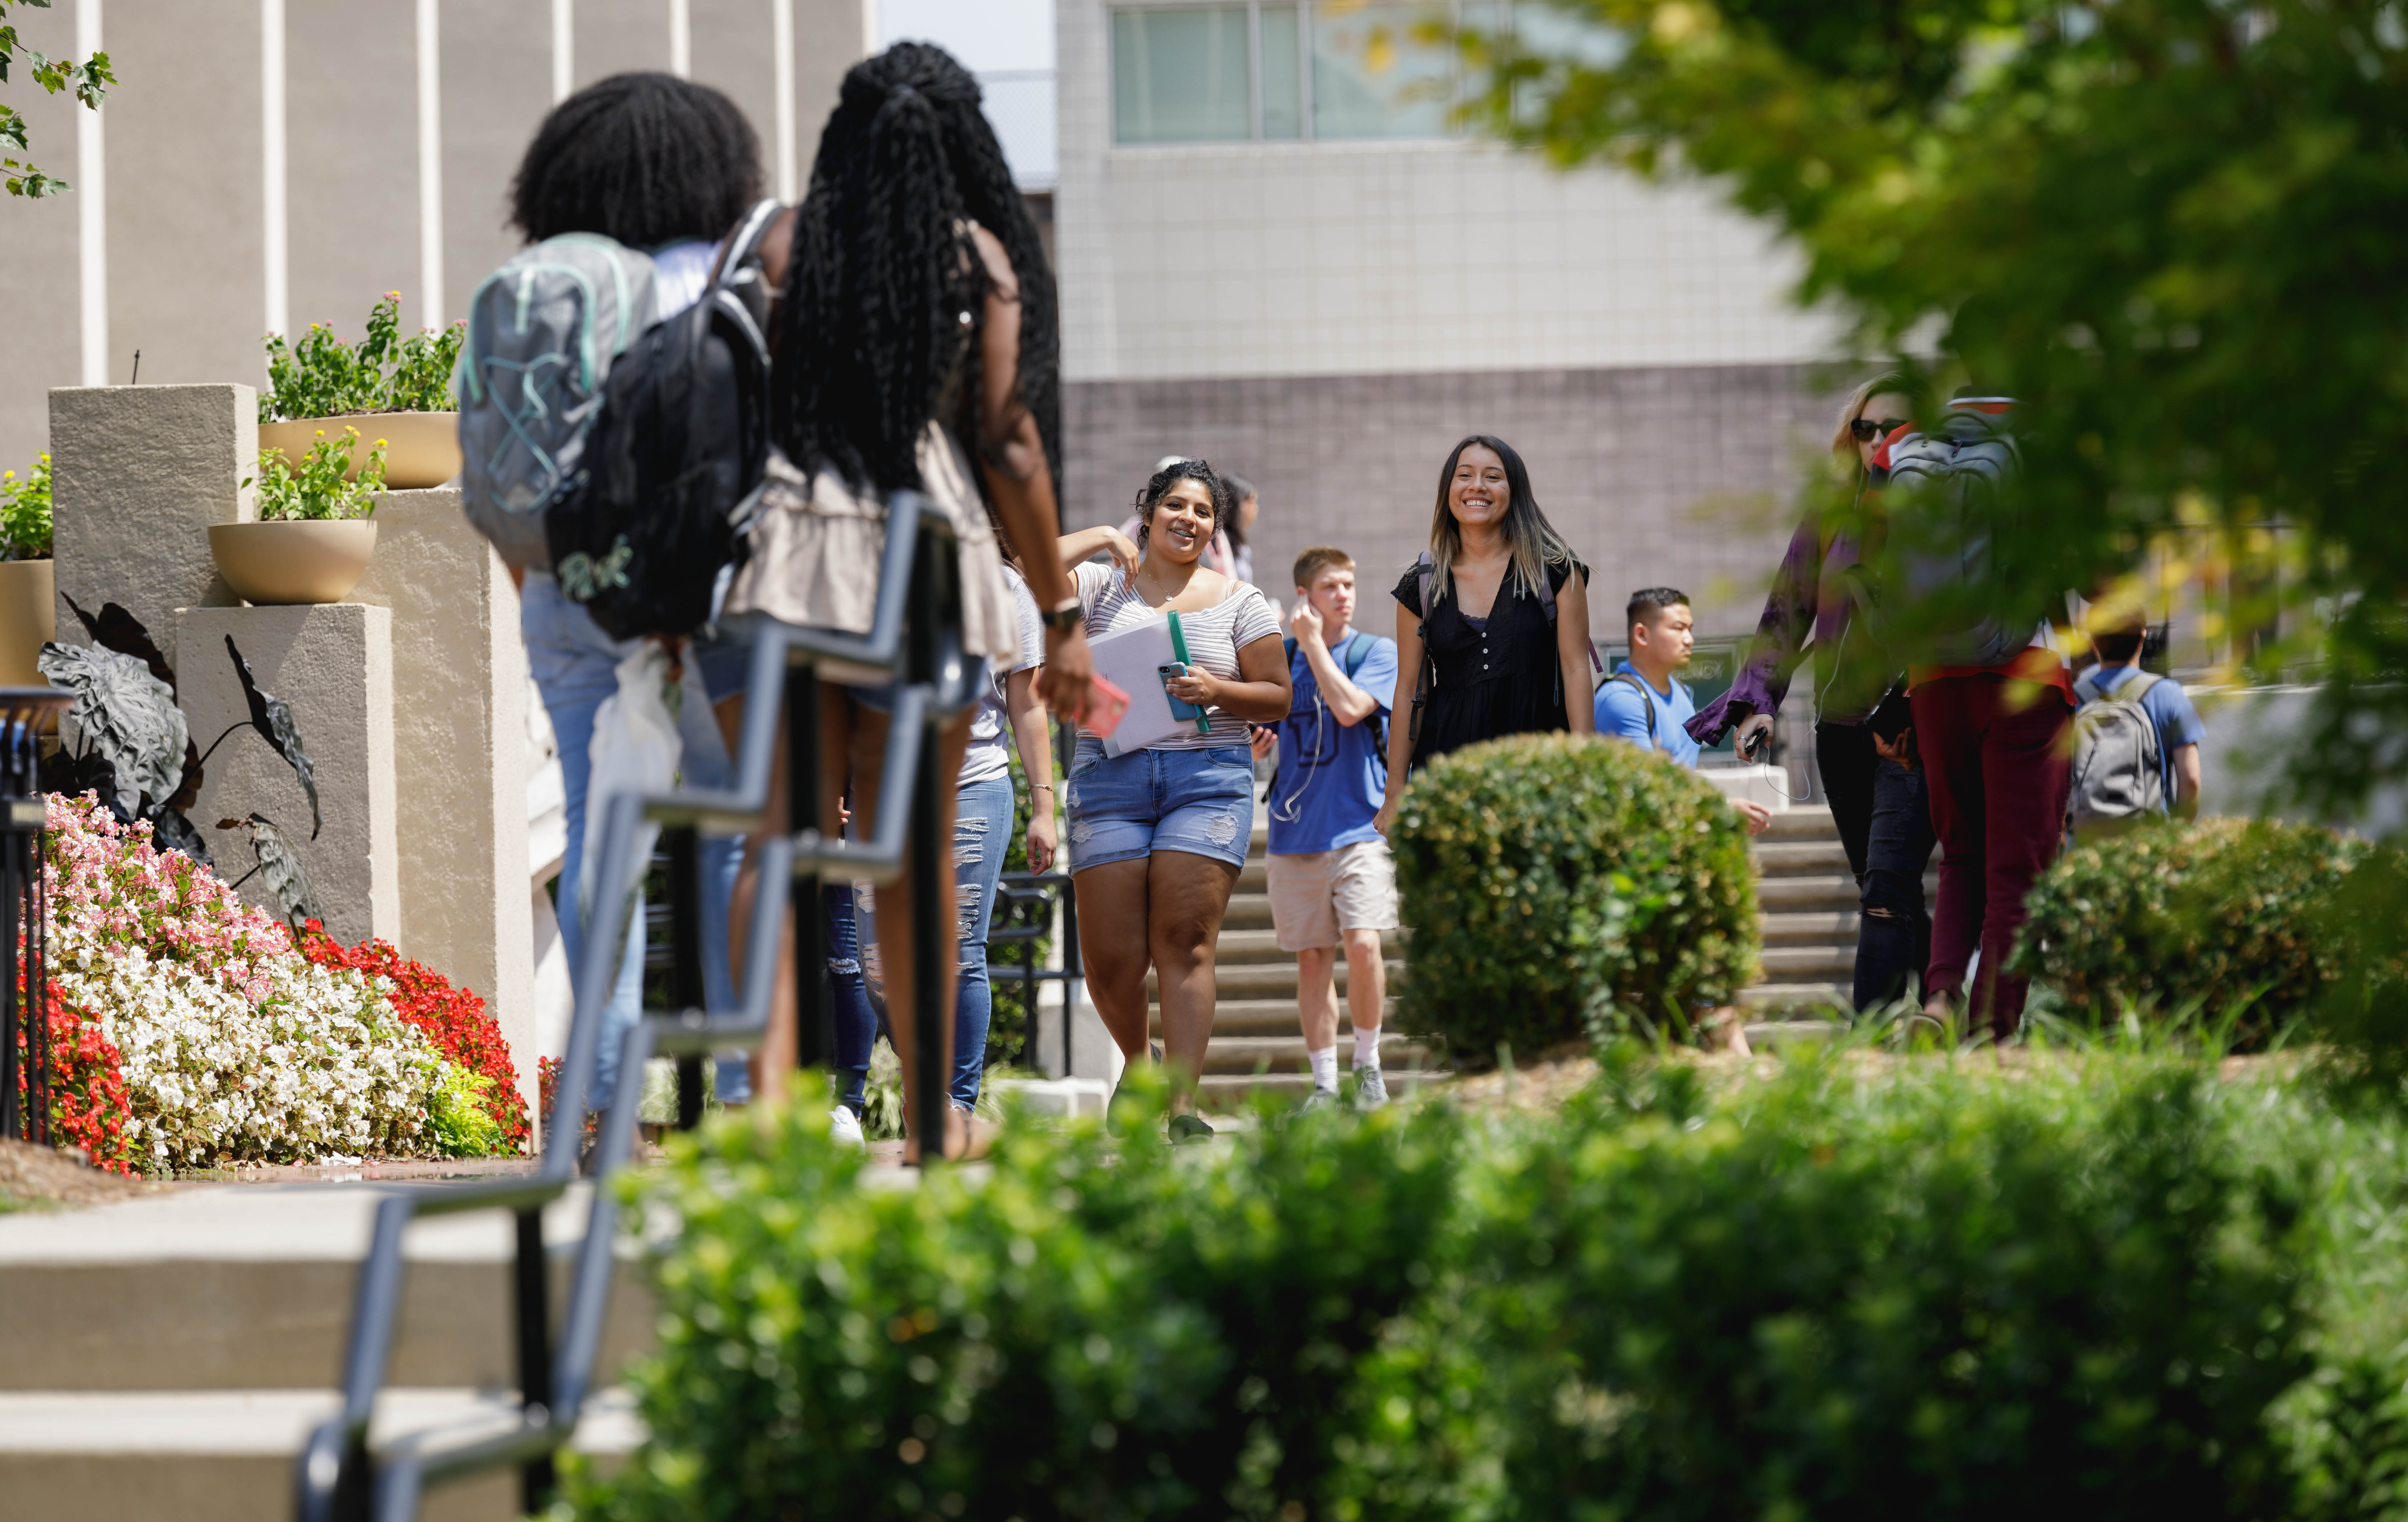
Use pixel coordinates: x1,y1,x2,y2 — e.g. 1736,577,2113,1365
1065,739,1255,872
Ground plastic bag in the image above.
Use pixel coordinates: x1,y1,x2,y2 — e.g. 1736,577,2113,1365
578,644,691,926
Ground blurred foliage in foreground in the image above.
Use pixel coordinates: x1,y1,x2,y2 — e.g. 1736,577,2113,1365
570,1055,2408,1521
1462,0,2408,821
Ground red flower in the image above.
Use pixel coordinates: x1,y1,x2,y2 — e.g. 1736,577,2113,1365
15,986,137,1175
294,921,530,1152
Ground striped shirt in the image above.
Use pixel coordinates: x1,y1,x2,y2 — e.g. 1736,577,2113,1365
1075,560,1281,750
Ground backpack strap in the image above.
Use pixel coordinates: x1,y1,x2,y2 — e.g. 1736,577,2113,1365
1409,553,1437,750
1608,671,1658,740
711,199,784,292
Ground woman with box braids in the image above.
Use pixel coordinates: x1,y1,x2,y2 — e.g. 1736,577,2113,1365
722,42,1093,1161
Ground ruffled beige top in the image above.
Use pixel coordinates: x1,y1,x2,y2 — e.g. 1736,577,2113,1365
723,424,1021,689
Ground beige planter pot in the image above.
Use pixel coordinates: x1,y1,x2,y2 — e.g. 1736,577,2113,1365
258,411,461,490
0,557,55,686
209,520,379,606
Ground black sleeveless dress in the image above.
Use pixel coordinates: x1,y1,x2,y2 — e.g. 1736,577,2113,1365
1392,557,1588,769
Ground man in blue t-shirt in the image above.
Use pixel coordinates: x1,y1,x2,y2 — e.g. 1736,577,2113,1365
1250,547,1399,1109
1595,587,1772,833
2079,616,2206,818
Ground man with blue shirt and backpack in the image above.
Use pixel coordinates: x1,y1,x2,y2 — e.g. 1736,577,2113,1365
2069,606,2204,833
1596,587,1773,834
1251,547,1399,1108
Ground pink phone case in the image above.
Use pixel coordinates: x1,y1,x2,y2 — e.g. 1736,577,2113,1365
1086,673,1133,737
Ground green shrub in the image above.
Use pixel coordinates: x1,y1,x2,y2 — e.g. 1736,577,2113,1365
1389,734,1759,1065
0,451,52,560
1398,1053,2316,1522
573,1075,1461,1522
574,1054,2406,1522
259,291,464,423
2013,816,2367,1043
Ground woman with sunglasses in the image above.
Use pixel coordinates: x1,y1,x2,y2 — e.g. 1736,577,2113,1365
1686,376,1936,1013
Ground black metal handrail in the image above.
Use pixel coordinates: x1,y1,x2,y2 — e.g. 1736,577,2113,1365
296,492,976,1521
987,870,1081,1078
0,687,71,1149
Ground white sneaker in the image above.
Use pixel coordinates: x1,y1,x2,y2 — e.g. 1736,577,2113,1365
829,1105,865,1148
1353,1067,1389,1109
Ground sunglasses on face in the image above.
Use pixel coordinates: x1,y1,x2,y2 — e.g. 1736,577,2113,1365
1851,416,1912,442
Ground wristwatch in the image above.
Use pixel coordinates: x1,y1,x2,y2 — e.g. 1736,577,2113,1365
1040,597,1084,633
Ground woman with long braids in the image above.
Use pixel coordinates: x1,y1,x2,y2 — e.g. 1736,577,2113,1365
1373,435,1595,837
720,43,1095,1161
1055,461,1289,1139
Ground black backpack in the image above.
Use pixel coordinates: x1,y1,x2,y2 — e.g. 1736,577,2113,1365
545,199,782,640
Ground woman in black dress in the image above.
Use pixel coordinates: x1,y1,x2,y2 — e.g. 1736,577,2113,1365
1373,435,1595,836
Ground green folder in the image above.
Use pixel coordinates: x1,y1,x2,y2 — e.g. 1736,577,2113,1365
1165,610,1211,735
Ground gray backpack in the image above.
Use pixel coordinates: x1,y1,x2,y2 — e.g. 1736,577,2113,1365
1879,405,2030,667
455,233,658,569
2068,668,2166,830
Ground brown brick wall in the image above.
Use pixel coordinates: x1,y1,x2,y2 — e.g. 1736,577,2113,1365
1061,362,1844,641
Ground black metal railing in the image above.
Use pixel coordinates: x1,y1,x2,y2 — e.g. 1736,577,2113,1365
0,687,70,1147
296,493,976,1521
987,870,1080,1078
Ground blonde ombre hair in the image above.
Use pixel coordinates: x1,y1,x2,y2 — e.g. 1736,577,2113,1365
1427,434,1575,603
1831,373,1912,468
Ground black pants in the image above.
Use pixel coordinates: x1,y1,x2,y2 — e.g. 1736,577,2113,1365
1816,721,1938,1011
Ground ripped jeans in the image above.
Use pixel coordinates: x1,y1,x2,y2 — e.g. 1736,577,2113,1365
1854,756,1938,1012
856,770,1017,1110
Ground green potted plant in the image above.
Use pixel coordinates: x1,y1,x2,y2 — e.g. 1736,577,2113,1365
258,291,464,490
0,452,56,684
212,426,388,605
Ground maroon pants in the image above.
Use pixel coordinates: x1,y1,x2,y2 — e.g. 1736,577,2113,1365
1909,675,2071,1037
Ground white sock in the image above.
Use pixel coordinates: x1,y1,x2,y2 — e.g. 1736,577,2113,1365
1353,1027,1382,1070
1308,1046,1338,1092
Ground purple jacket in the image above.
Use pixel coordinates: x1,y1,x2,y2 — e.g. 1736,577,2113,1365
1686,510,1890,745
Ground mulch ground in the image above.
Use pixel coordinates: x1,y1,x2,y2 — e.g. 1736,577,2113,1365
0,1137,154,1210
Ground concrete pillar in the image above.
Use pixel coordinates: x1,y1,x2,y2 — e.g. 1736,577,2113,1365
352,488,538,1130
48,385,256,668
176,603,400,949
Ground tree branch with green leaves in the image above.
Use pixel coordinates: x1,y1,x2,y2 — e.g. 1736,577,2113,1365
1,0,113,198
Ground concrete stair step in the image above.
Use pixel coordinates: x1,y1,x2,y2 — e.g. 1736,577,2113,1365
0,1387,642,1522
1755,876,1862,912
1760,910,1860,945
1749,839,1854,876
1180,1033,1426,1076
1751,806,1841,842
1760,944,1857,978
1742,981,1853,1013
1196,1069,1446,1106
0,1183,653,1393
1147,959,1407,1001
1157,997,1403,1037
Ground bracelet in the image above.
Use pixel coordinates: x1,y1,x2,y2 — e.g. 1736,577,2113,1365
1031,783,1054,793
1040,598,1084,633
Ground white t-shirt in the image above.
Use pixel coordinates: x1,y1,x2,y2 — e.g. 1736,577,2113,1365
1074,560,1281,750
648,239,716,321
960,570,1045,787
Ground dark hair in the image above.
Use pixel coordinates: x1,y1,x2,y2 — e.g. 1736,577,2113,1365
1427,435,1572,601
509,73,762,247
2093,630,2146,663
1626,587,1690,633
1132,459,1227,552
770,43,1061,501
1222,472,1256,547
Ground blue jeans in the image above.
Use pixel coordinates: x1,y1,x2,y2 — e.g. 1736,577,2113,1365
1064,740,1256,872
523,573,738,1108
830,885,880,1115
853,770,1019,1110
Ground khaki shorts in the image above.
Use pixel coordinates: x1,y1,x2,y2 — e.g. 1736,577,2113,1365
1265,840,1400,952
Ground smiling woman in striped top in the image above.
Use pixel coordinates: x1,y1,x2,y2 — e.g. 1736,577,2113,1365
1055,460,1291,1140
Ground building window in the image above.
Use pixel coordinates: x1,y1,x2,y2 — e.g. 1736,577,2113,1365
1110,1,1495,145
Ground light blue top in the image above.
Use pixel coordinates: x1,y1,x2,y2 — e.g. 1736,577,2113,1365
2083,663,2204,808
1267,629,1399,855
1594,660,1701,767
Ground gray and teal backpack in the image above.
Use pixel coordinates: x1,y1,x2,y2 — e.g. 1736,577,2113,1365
455,234,658,569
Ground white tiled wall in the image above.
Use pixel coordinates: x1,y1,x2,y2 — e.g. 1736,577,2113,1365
1056,0,1844,383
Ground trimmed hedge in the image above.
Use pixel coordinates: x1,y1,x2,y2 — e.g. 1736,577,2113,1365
570,1054,2408,1522
2013,817,2365,1041
1389,734,1759,1065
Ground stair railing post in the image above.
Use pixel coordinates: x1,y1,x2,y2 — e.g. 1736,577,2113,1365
664,825,707,1129
513,1204,557,1513
907,520,951,1158
788,660,831,1070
